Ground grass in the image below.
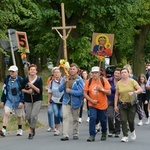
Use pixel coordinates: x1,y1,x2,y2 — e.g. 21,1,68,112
0,69,51,132
0,114,44,132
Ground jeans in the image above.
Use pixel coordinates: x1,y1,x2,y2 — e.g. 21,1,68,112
89,106,107,137
107,100,120,134
47,102,54,128
53,102,62,124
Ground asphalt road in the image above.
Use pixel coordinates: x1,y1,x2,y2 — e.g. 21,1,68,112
0,108,150,150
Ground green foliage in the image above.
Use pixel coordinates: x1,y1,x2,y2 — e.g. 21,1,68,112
0,0,150,71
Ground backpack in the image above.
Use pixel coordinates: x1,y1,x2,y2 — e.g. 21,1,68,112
87,76,104,95
88,76,104,87
1,75,23,103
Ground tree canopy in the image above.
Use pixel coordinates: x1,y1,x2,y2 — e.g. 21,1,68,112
0,0,150,79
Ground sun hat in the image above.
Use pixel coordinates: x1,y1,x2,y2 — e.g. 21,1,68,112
8,65,18,71
91,66,100,72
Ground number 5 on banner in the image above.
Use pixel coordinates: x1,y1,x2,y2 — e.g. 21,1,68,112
16,32,30,53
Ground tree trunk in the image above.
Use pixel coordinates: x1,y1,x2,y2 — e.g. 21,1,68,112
133,25,150,77
41,54,48,70
0,53,6,81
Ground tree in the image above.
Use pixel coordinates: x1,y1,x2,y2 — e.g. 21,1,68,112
0,0,150,80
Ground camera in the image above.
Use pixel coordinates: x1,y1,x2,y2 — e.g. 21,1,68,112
11,87,17,96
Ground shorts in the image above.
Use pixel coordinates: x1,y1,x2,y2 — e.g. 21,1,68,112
4,106,24,117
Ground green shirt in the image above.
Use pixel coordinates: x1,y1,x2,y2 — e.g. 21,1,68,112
116,78,138,103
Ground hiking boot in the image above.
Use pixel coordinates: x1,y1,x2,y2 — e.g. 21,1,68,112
101,133,107,141
87,135,95,142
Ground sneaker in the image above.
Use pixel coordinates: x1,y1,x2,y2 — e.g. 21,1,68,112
73,136,79,140
28,133,33,139
78,118,82,123
121,136,128,142
101,133,107,141
61,136,69,141
86,117,90,123
130,130,136,140
0,128,6,137
115,133,120,138
54,130,60,136
137,120,143,126
96,123,100,133
87,135,95,142
16,129,23,136
108,133,113,137
145,118,150,125
47,127,54,132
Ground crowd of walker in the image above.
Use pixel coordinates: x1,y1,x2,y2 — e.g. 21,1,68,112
0,63,150,143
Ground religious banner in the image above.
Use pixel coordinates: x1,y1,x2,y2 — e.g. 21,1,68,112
91,33,114,57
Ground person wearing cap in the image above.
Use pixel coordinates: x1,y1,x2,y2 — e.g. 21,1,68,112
84,66,111,142
0,65,24,137
59,63,84,141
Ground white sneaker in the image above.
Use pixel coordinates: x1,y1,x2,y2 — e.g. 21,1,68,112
0,128,6,137
16,129,23,136
78,118,82,123
145,118,150,125
96,123,100,132
86,117,90,123
137,120,143,126
54,129,60,136
47,127,55,132
121,136,129,142
130,130,136,140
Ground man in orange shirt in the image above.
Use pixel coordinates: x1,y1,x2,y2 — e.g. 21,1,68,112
84,66,111,142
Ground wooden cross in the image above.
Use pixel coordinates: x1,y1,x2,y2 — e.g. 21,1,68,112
52,3,76,61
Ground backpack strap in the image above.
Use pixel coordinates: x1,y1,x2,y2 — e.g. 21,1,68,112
100,76,104,87
88,76,104,87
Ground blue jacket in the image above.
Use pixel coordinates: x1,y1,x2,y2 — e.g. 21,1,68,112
59,75,84,108
1,75,24,109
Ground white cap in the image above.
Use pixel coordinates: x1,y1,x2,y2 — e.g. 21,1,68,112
91,66,100,72
8,65,18,71
52,67,59,74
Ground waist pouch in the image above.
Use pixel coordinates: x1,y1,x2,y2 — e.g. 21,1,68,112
119,101,135,109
